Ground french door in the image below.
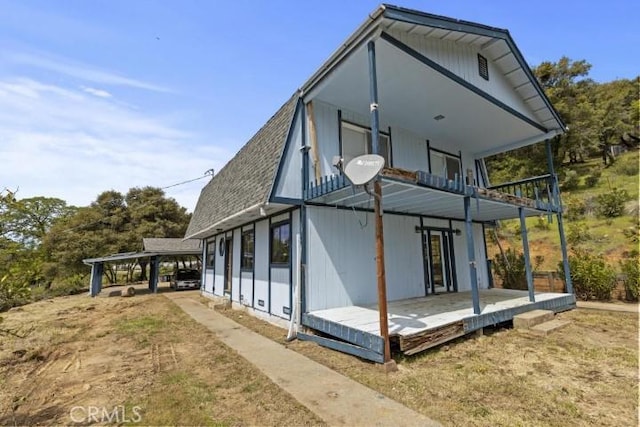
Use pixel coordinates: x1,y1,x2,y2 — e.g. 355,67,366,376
422,229,456,294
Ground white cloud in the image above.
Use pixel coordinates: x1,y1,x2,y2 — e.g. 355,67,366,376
0,77,233,211
4,51,171,93
82,86,112,98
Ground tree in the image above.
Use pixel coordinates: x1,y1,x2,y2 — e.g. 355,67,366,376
42,187,191,284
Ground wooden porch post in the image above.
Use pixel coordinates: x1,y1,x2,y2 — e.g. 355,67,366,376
464,197,481,314
519,207,535,302
546,140,573,293
368,40,392,365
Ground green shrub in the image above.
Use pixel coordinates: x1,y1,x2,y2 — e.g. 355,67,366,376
620,257,639,301
533,215,550,230
0,275,31,312
560,249,617,301
612,152,639,176
561,170,580,191
493,248,543,290
567,222,592,246
584,170,601,188
564,197,586,221
595,188,630,218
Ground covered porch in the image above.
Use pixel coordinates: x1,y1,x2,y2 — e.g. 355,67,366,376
300,289,576,363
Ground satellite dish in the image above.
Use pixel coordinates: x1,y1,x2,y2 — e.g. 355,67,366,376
344,154,385,186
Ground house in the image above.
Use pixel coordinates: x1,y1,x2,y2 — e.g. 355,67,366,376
185,4,576,363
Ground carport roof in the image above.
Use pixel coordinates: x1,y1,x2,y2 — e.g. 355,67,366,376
83,238,202,265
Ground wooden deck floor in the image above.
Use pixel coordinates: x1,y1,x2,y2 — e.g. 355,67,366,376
308,289,573,338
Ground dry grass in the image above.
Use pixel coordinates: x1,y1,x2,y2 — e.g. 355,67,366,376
0,293,323,426
219,306,639,426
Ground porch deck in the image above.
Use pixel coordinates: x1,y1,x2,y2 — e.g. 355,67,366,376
301,289,575,361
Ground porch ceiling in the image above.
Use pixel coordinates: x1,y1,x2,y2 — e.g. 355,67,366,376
306,177,547,222
313,37,549,157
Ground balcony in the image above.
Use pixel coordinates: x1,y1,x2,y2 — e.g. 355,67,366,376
303,167,560,222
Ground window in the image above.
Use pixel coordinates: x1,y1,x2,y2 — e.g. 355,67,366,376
206,240,215,268
241,229,254,270
270,221,290,265
430,151,462,181
341,121,391,167
478,54,489,81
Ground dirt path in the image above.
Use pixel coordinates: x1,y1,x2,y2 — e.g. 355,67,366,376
0,292,323,425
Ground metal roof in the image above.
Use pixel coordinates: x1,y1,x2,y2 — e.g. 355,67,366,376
142,238,202,252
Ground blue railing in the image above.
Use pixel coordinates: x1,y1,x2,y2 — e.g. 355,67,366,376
487,174,556,206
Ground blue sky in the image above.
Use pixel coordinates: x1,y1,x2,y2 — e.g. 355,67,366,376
1,0,638,210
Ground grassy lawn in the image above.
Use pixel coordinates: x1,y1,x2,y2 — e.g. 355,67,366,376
217,305,638,426
0,293,324,426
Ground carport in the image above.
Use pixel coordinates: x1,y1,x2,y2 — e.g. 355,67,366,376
83,238,203,297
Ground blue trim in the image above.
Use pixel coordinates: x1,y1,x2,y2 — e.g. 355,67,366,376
442,232,453,292
382,5,565,130
464,197,481,314
269,97,303,203
419,217,428,296
367,40,381,155
269,196,302,205
300,103,309,316
302,313,385,354
481,224,492,289
427,229,435,294
90,262,104,297
387,126,394,167
519,207,535,302
288,211,293,320
267,216,272,314
379,31,548,133
426,140,431,173
297,333,385,364
463,294,576,331
337,109,343,165
448,219,458,292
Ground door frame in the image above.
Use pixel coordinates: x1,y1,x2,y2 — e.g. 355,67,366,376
420,225,457,295
224,232,233,295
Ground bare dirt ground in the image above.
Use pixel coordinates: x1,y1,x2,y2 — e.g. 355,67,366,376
219,304,639,426
0,292,323,426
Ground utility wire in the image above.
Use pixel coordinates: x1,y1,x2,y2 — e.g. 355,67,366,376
59,171,214,233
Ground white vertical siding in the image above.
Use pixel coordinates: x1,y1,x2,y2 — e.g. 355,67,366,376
386,29,537,122
307,206,425,311
253,220,269,311
231,230,241,302
204,269,214,294
450,220,489,291
274,106,303,199
270,267,290,318
240,271,253,306
213,234,224,297
392,127,428,171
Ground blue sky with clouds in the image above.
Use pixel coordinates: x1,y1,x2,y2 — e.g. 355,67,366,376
0,0,637,210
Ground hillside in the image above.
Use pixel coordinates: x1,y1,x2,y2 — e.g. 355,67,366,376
488,149,639,272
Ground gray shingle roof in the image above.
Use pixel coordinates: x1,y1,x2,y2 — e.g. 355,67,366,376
185,94,299,239
142,238,202,252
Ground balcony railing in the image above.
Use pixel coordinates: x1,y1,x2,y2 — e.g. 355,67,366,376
487,174,557,206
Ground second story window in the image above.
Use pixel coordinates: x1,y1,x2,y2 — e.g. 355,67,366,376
341,121,390,167
430,151,462,181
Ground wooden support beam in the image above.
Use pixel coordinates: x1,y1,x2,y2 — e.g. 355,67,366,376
305,101,322,183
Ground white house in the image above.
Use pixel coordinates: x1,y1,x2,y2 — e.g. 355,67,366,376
185,4,575,363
